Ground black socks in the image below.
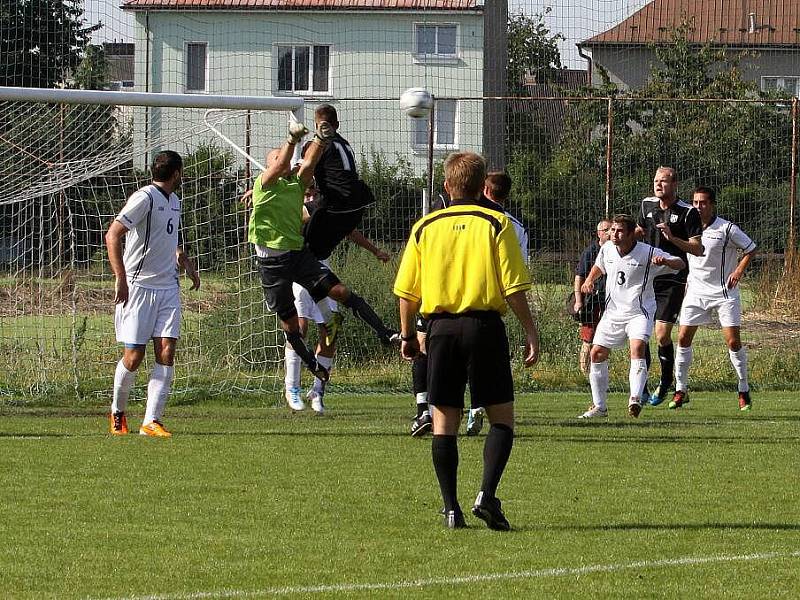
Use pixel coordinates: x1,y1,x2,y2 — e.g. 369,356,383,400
432,434,459,512
481,423,514,498
343,292,394,342
658,343,675,389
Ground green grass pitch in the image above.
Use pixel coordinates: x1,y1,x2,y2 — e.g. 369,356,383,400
1,392,799,599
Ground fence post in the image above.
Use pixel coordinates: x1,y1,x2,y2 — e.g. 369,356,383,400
790,97,798,257
605,97,614,218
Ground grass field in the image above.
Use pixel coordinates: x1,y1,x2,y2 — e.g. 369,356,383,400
2,392,799,599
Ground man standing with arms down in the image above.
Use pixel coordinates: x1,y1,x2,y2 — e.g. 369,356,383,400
394,152,539,530
106,150,201,437
671,187,757,410
636,167,703,405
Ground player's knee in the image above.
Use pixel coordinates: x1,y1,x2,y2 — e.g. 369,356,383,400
590,345,607,363
309,274,342,303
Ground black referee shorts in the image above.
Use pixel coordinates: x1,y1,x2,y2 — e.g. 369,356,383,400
426,311,514,409
653,277,686,324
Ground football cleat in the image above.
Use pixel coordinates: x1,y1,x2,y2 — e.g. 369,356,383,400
139,420,172,438
648,383,669,406
578,404,608,419
285,387,305,411
109,411,128,435
628,397,642,418
381,332,402,346
668,390,690,409
472,491,511,531
738,391,752,411
307,389,325,415
445,508,467,529
465,407,485,436
410,412,432,437
324,312,344,347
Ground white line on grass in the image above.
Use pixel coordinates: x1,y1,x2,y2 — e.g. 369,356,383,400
98,549,800,600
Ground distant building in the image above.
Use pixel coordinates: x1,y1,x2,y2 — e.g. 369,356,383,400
103,42,135,91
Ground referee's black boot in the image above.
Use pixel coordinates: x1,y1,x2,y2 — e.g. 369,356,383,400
472,491,511,531
444,508,467,529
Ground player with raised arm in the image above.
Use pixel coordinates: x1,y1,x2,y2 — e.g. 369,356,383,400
636,167,703,406
106,150,201,437
671,187,757,411
580,214,685,419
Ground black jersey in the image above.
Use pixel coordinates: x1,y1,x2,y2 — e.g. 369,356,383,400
314,133,375,213
637,196,702,283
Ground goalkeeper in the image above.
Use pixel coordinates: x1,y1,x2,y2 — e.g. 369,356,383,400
249,120,396,384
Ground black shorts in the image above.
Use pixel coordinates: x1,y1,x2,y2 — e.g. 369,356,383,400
257,249,340,321
653,277,686,324
303,204,365,260
426,311,514,409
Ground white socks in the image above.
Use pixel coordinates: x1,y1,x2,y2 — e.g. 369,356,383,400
112,360,136,414
629,358,648,402
729,347,749,392
144,363,174,424
284,345,302,391
675,345,693,392
589,361,609,410
313,354,333,394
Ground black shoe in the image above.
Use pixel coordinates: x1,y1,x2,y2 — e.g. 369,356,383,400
472,491,510,531
380,332,402,346
410,412,432,437
445,508,467,529
308,360,330,383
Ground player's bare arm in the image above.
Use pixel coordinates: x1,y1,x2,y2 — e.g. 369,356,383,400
105,219,129,305
398,297,421,360
505,290,539,367
261,121,308,188
727,249,757,289
580,265,604,295
347,230,390,262
176,248,201,290
573,275,585,312
240,189,253,208
651,254,686,271
297,121,335,186
656,225,704,256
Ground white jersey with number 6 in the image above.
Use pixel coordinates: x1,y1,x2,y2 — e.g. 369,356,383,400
687,217,756,300
116,184,181,289
595,240,679,320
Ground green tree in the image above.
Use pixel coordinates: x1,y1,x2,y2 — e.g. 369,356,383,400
0,0,101,88
507,9,563,94
72,43,110,90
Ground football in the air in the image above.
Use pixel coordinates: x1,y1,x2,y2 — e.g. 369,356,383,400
400,88,433,118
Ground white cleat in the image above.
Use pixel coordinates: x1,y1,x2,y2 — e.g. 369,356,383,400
307,390,325,415
466,407,485,436
285,387,305,411
578,404,608,419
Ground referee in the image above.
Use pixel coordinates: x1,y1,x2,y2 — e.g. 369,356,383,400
393,152,539,530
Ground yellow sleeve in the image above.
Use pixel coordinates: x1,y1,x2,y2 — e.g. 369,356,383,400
496,217,531,296
393,227,422,302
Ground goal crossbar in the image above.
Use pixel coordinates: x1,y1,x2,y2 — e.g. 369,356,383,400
0,86,303,113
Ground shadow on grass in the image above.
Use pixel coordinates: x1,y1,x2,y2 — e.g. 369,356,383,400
528,522,800,532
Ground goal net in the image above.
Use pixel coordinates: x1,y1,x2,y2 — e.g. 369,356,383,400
0,88,318,402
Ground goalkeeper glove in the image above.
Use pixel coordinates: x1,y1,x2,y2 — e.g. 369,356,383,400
313,121,336,146
286,121,309,145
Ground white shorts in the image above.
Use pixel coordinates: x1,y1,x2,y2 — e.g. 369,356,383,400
115,285,181,345
292,259,337,324
592,314,653,349
680,292,741,327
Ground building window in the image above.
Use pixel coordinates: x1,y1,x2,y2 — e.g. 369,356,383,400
413,99,457,148
186,42,207,92
277,45,330,93
415,24,457,57
762,76,800,96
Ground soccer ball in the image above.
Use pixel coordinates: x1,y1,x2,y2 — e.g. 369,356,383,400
400,88,433,119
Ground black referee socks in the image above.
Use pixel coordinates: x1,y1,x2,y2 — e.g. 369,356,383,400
432,435,459,513
481,423,514,499
658,343,675,388
412,353,428,396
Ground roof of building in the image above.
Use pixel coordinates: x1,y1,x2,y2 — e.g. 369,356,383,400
122,0,481,11
581,0,800,47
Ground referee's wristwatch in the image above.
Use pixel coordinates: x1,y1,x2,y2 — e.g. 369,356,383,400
400,333,417,342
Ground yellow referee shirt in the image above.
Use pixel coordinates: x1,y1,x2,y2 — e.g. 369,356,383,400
393,203,531,316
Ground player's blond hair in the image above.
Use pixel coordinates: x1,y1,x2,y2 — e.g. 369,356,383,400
444,152,486,200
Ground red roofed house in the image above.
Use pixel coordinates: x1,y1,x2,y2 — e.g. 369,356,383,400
578,0,800,93
121,0,507,170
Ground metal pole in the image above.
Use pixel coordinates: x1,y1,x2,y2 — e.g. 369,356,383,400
789,97,798,257
604,97,614,217
245,110,252,185
426,96,435,212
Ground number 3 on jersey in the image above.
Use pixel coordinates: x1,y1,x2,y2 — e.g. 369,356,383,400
617,271,626,285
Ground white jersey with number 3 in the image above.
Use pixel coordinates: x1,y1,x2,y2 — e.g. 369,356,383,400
116,184,181,289
595,241,679,320
687,217,756,300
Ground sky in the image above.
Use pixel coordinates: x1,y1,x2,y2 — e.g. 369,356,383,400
83,0,649,69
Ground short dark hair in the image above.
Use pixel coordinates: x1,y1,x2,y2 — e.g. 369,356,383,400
315,103,338,126
693,186,717,203
485,171,512,202
444,152,487,200
611,213,636,233
151,150,182,181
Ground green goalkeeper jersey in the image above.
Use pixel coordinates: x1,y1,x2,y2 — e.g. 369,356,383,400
248,173,304,251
